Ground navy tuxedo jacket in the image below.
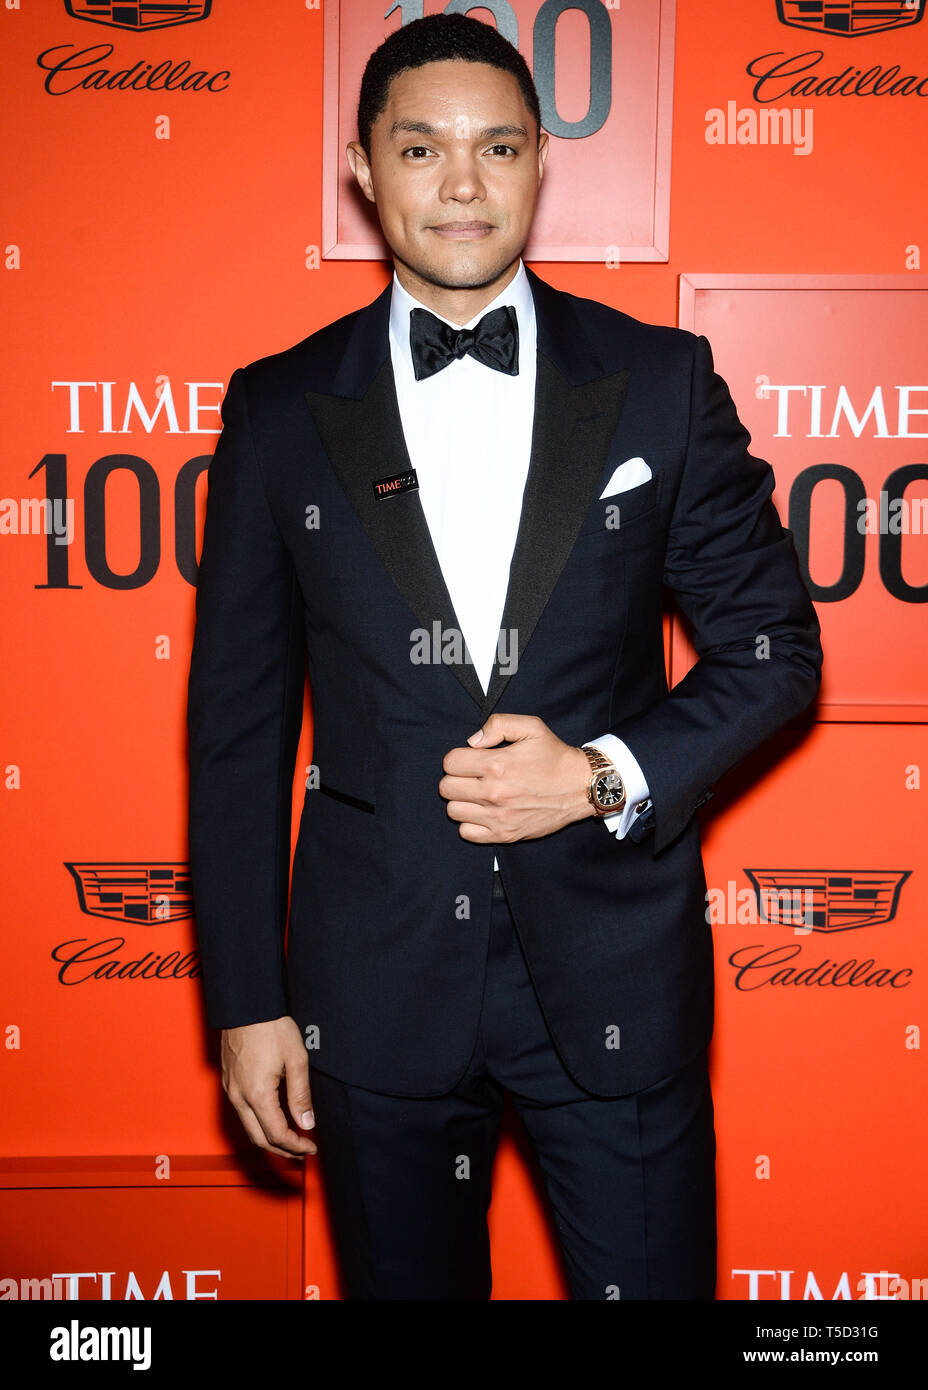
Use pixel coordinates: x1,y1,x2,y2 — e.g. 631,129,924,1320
186,266,822,1097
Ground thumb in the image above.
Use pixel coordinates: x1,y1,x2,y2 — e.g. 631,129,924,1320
467,714,528,748
468,714,507,747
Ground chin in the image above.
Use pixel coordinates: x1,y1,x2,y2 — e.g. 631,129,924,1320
405,245,518,291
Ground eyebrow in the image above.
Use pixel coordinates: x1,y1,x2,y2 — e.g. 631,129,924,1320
388,120,529,141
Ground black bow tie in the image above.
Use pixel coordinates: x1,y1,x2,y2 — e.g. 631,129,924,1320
408,304,519,381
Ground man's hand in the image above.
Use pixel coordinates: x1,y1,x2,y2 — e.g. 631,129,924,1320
439,713,596,843
220,1016,317,1159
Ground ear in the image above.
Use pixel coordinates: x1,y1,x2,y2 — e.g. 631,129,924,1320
537,129,549,183
346,141,376,203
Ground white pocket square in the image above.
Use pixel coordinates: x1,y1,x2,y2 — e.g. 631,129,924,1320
599,456,652,499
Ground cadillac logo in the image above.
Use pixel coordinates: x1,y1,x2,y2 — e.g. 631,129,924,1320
64,2,212,32
744,868,911,932
65,862,193,924
777,0,926,36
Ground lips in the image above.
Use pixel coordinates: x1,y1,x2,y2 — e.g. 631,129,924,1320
429,222,494,235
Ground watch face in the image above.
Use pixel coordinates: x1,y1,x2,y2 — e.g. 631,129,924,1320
594,772,625,809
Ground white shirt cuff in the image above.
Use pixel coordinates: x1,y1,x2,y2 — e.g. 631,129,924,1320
585,733,651,840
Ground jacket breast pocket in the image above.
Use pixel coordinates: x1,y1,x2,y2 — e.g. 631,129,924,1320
576,474,663,541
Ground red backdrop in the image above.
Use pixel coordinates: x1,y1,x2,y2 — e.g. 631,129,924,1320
2,0,926,1302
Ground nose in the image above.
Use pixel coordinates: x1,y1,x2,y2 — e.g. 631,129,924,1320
438,151,487,204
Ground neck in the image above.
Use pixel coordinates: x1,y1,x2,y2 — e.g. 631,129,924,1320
393,257,521,326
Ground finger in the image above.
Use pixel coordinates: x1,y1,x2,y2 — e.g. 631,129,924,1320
283,1051,315,1132
438,774,498,805
232,1095,316,1158
444,796,487,822
245,1088,318,1157
457,820,495,843
442,746,508,776
445,798,495,831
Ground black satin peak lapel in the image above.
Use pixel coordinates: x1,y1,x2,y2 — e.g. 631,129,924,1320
482,358,629,716
306,357,487,711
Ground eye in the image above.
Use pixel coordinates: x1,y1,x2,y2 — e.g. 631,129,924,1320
402,146,433,159
487,144,517,156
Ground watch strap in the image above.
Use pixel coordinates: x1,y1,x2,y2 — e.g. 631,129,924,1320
580,744,613,776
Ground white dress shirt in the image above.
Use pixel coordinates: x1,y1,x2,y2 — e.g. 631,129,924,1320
388,259,652,867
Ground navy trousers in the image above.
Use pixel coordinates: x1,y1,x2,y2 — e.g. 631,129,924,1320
307,871,717,1300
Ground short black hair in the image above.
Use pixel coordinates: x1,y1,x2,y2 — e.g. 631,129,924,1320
357,13,542,157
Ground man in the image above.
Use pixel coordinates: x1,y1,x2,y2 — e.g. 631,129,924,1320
187,14,822,1300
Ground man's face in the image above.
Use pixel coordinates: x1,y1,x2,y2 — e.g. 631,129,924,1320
348,59,548,293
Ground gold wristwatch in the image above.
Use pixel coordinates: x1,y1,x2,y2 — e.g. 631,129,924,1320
580,744,627,816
